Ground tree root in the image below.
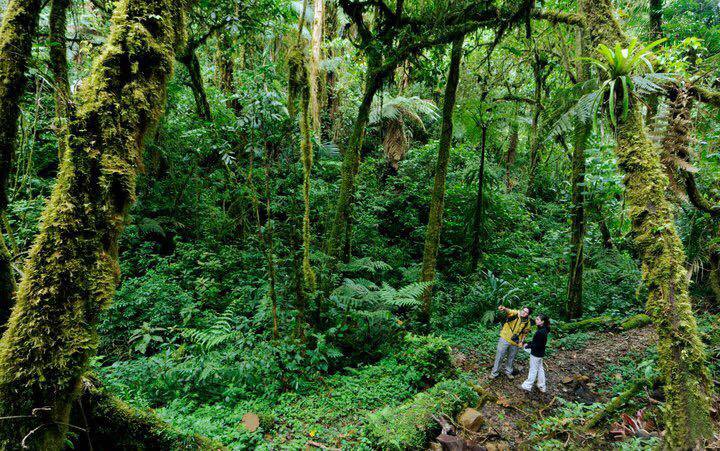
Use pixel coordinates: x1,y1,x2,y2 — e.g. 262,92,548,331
74,377,225,450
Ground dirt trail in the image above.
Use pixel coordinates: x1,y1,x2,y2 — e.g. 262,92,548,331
451,326,657,448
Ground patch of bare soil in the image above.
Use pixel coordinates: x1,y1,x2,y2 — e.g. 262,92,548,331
450,326,657,449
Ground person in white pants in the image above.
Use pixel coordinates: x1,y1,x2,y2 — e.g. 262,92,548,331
521,314,550,393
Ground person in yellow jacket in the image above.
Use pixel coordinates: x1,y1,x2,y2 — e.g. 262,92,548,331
490,305,532,379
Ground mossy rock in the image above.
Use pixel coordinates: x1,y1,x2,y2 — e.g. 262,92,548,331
364,379,478,450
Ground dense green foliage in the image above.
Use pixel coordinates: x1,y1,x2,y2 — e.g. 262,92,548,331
0,0,719,448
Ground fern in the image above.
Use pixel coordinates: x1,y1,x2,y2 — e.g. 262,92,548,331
339,257,392,275
369,95,440,129
183,303,240,351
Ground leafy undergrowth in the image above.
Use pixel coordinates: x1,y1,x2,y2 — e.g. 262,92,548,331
99,334,462,449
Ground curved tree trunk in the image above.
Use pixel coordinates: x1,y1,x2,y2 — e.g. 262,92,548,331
0,0,187,448
581,0,713,445
419,36,464,326
50,0,72,161
0,0,44,329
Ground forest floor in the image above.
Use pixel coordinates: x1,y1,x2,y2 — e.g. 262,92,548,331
449,326,657,449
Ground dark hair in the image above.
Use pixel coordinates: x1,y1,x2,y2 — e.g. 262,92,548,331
538,313,550,329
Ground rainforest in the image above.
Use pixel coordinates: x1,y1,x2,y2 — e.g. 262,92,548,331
0,0,719,449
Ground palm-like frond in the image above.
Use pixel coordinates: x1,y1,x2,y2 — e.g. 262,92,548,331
369,95,440,127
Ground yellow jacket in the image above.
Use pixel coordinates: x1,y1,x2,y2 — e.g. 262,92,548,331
500,309,531,346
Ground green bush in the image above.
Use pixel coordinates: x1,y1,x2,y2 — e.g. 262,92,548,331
364,379,479,450
396,334,454,388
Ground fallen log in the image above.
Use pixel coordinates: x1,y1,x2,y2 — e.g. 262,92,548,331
555,313,652,335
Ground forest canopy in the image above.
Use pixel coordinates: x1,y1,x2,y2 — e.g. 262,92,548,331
0,0,719,449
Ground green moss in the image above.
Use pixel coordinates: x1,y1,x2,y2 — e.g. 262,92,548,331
579,0,714,444
364,379,478,450
0,0,188,449
79,378,224,450
288,42,317,292
620,314,652,330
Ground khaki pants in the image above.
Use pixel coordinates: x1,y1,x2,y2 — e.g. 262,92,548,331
491,337,519,377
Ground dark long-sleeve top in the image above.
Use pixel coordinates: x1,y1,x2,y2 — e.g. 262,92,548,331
525,326,549,358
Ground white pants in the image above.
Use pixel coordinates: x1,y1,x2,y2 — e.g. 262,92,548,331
521,352,546,392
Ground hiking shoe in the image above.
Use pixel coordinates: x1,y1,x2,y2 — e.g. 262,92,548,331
490,373,499,379
505,373,515,380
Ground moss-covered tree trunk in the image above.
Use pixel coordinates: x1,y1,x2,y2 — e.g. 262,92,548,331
581,0,713,445
0,0,44,329
526,51,545,197
0,0,187,448
327,50,386,261
419,37,464,325
567,128,588,319
181,48,212,120
567,20,589,320
309,0,324,135
323,0,339,142
50,0,71,161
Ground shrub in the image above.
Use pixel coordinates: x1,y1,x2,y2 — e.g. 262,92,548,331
364,379,478,450
396,334,454,388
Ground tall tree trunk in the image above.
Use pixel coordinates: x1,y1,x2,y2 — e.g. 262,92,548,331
419,37,464,326
327,50,387,261
0,0,187,448
288,0,317,292
526,52,544,197
581,0,713,445
567,128,588,319
469,125,487,271
309,0,324,135
50,0,71,161
323,0,339,141
505,113,518,190
0,0,44,329
645,0,664,126
181,49,212,120
567,14,589,320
